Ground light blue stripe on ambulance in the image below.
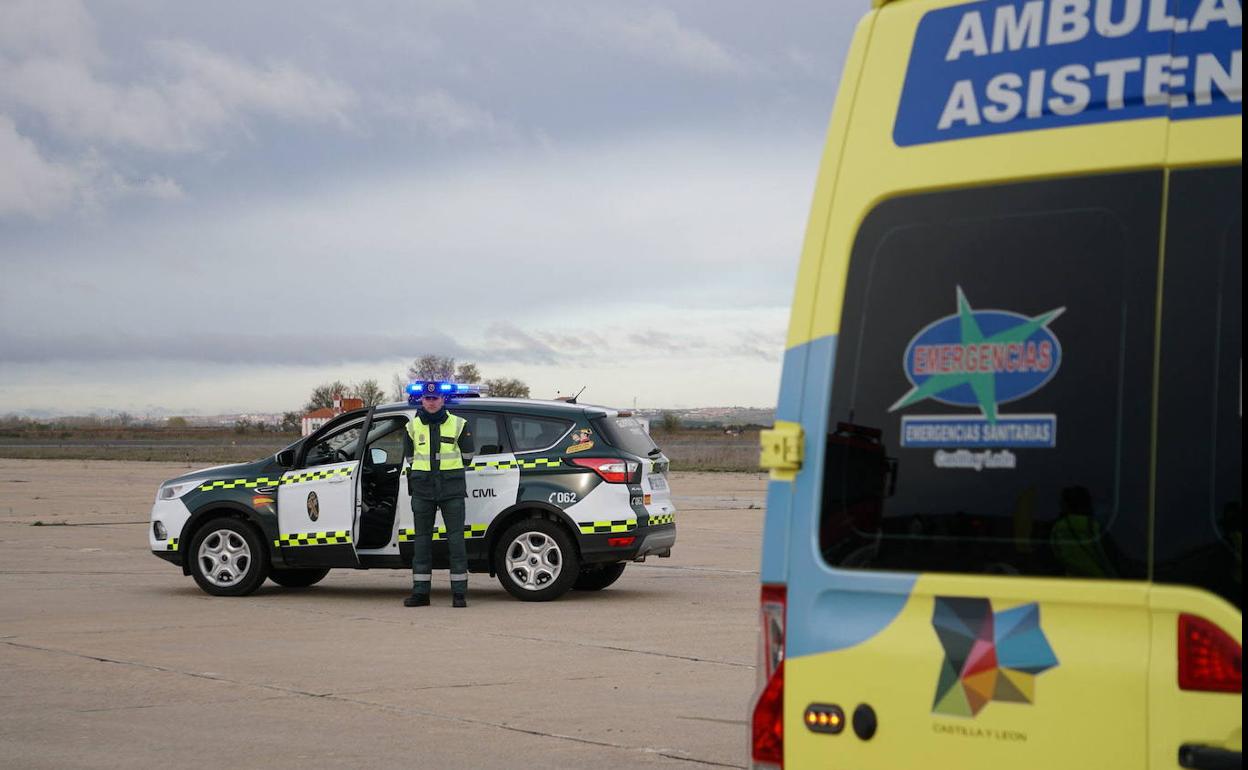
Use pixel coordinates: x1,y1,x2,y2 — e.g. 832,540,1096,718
776,334,919,659
759,339,812,584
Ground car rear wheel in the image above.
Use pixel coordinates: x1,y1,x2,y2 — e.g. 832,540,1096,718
269,567,331,588
573,562,627,591
189,518,268,596
494,518,580,602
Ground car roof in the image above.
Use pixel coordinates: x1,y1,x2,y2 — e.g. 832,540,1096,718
373,398,613,418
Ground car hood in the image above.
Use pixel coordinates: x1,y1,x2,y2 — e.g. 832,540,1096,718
163,458,274,486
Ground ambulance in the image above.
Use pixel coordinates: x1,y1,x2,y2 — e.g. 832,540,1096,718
753,0,1241,767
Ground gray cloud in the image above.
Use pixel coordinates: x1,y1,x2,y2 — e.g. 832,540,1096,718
0,332,467,366
481,322,562,365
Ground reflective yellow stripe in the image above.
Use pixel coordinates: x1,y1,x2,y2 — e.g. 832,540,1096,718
399,524,488,543
198,466,350,492
648,513,676,526
577,519,637,534
274,530,352,547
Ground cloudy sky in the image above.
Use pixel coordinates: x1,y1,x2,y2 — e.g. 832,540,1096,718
0,0,858,416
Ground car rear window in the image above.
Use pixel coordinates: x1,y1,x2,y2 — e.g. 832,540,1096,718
508,415,573,452
592,416,659,458
819,173,1161,580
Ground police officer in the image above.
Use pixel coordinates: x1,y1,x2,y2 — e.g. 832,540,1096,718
403,384,474,607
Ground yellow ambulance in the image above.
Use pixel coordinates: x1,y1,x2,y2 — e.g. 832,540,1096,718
754,0,1241,768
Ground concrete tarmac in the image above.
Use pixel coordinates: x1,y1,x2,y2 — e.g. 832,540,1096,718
0,461,767,769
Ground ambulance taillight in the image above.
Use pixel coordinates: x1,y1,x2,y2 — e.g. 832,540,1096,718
750,584,785,769
1178,614,1242,693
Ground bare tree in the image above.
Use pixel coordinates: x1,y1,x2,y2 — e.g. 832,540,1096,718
455,362,481,383
280,411,302,433
351,379,387,407
304,381,348,411
407,355,456,381
484,377,530,398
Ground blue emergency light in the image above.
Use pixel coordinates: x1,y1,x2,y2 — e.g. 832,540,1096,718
406,381,481,405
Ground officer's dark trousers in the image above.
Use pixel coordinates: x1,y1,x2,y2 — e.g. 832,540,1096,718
410,496,467,596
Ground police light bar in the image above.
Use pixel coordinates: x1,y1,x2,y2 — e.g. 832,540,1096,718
406,381,482,404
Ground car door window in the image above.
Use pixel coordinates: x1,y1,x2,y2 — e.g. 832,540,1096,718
508,415,573,453
304,421,363,467
364,418,406,467
454,412,508,454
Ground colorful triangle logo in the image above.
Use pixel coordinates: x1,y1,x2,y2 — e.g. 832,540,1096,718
931,597,1058,717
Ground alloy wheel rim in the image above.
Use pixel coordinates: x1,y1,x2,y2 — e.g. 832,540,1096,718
198,529,252,587
504,531,562,591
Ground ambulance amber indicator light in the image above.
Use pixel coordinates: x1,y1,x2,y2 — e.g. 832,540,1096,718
1178,614,1242,693
803,704,845,734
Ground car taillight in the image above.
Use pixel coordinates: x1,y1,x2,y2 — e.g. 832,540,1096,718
1178,614,1242,693
750,584,785,769
569,457,640,483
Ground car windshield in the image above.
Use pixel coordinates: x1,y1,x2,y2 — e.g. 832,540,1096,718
593,416,660,458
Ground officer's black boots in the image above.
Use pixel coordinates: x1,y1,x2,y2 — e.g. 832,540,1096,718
403,593,430,608
452,593,467,608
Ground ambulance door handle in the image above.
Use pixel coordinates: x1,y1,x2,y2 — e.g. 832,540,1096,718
1179,744,1241,770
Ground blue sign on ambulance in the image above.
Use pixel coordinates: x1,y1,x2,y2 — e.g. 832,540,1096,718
894,0,1243,146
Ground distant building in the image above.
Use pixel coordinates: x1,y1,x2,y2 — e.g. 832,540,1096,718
302,395,364,436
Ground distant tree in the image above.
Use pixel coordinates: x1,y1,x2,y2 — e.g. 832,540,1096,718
166,416,189,428
660,411,682,432
484,377,530,398
114,411,134,426
408,355,456,381
455,362,481,383
233,418,253,434
280,411,302,433
304,381,348,411
351,379,387,407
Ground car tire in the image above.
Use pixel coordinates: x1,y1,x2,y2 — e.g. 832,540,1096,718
493,517,580,602
573,562,627,591
188,518,269,597
269,567,331,588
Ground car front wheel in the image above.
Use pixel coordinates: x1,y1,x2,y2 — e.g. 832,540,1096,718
494,518,579,602
189,519,269,596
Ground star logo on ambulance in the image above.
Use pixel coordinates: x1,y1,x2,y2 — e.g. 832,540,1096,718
932,597,1059,717
889,287,1064,452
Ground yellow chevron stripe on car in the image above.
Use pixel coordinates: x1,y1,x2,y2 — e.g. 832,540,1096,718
648,513,675,526
274,530,352,547
197,466,351,492
164,538,179,552
398,524,489,543
578,518,637,534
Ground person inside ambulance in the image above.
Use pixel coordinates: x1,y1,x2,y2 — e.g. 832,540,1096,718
402,383,474,607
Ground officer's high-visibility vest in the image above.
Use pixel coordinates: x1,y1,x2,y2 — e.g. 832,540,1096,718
407,413,467,472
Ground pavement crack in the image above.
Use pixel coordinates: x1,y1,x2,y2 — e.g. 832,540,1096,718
632,564,758,575
1,639,744,768
485,632,752,669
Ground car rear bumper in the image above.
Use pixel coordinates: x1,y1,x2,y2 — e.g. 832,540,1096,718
580,523,676,564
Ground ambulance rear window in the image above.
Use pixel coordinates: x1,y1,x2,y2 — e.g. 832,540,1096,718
819,173,1160,580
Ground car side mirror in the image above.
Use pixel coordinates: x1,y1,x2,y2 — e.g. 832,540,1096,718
479,444,502,455
276,448,297,468
370,448,388,465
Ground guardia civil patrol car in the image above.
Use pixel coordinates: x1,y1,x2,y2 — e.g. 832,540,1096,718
149,396,676,601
